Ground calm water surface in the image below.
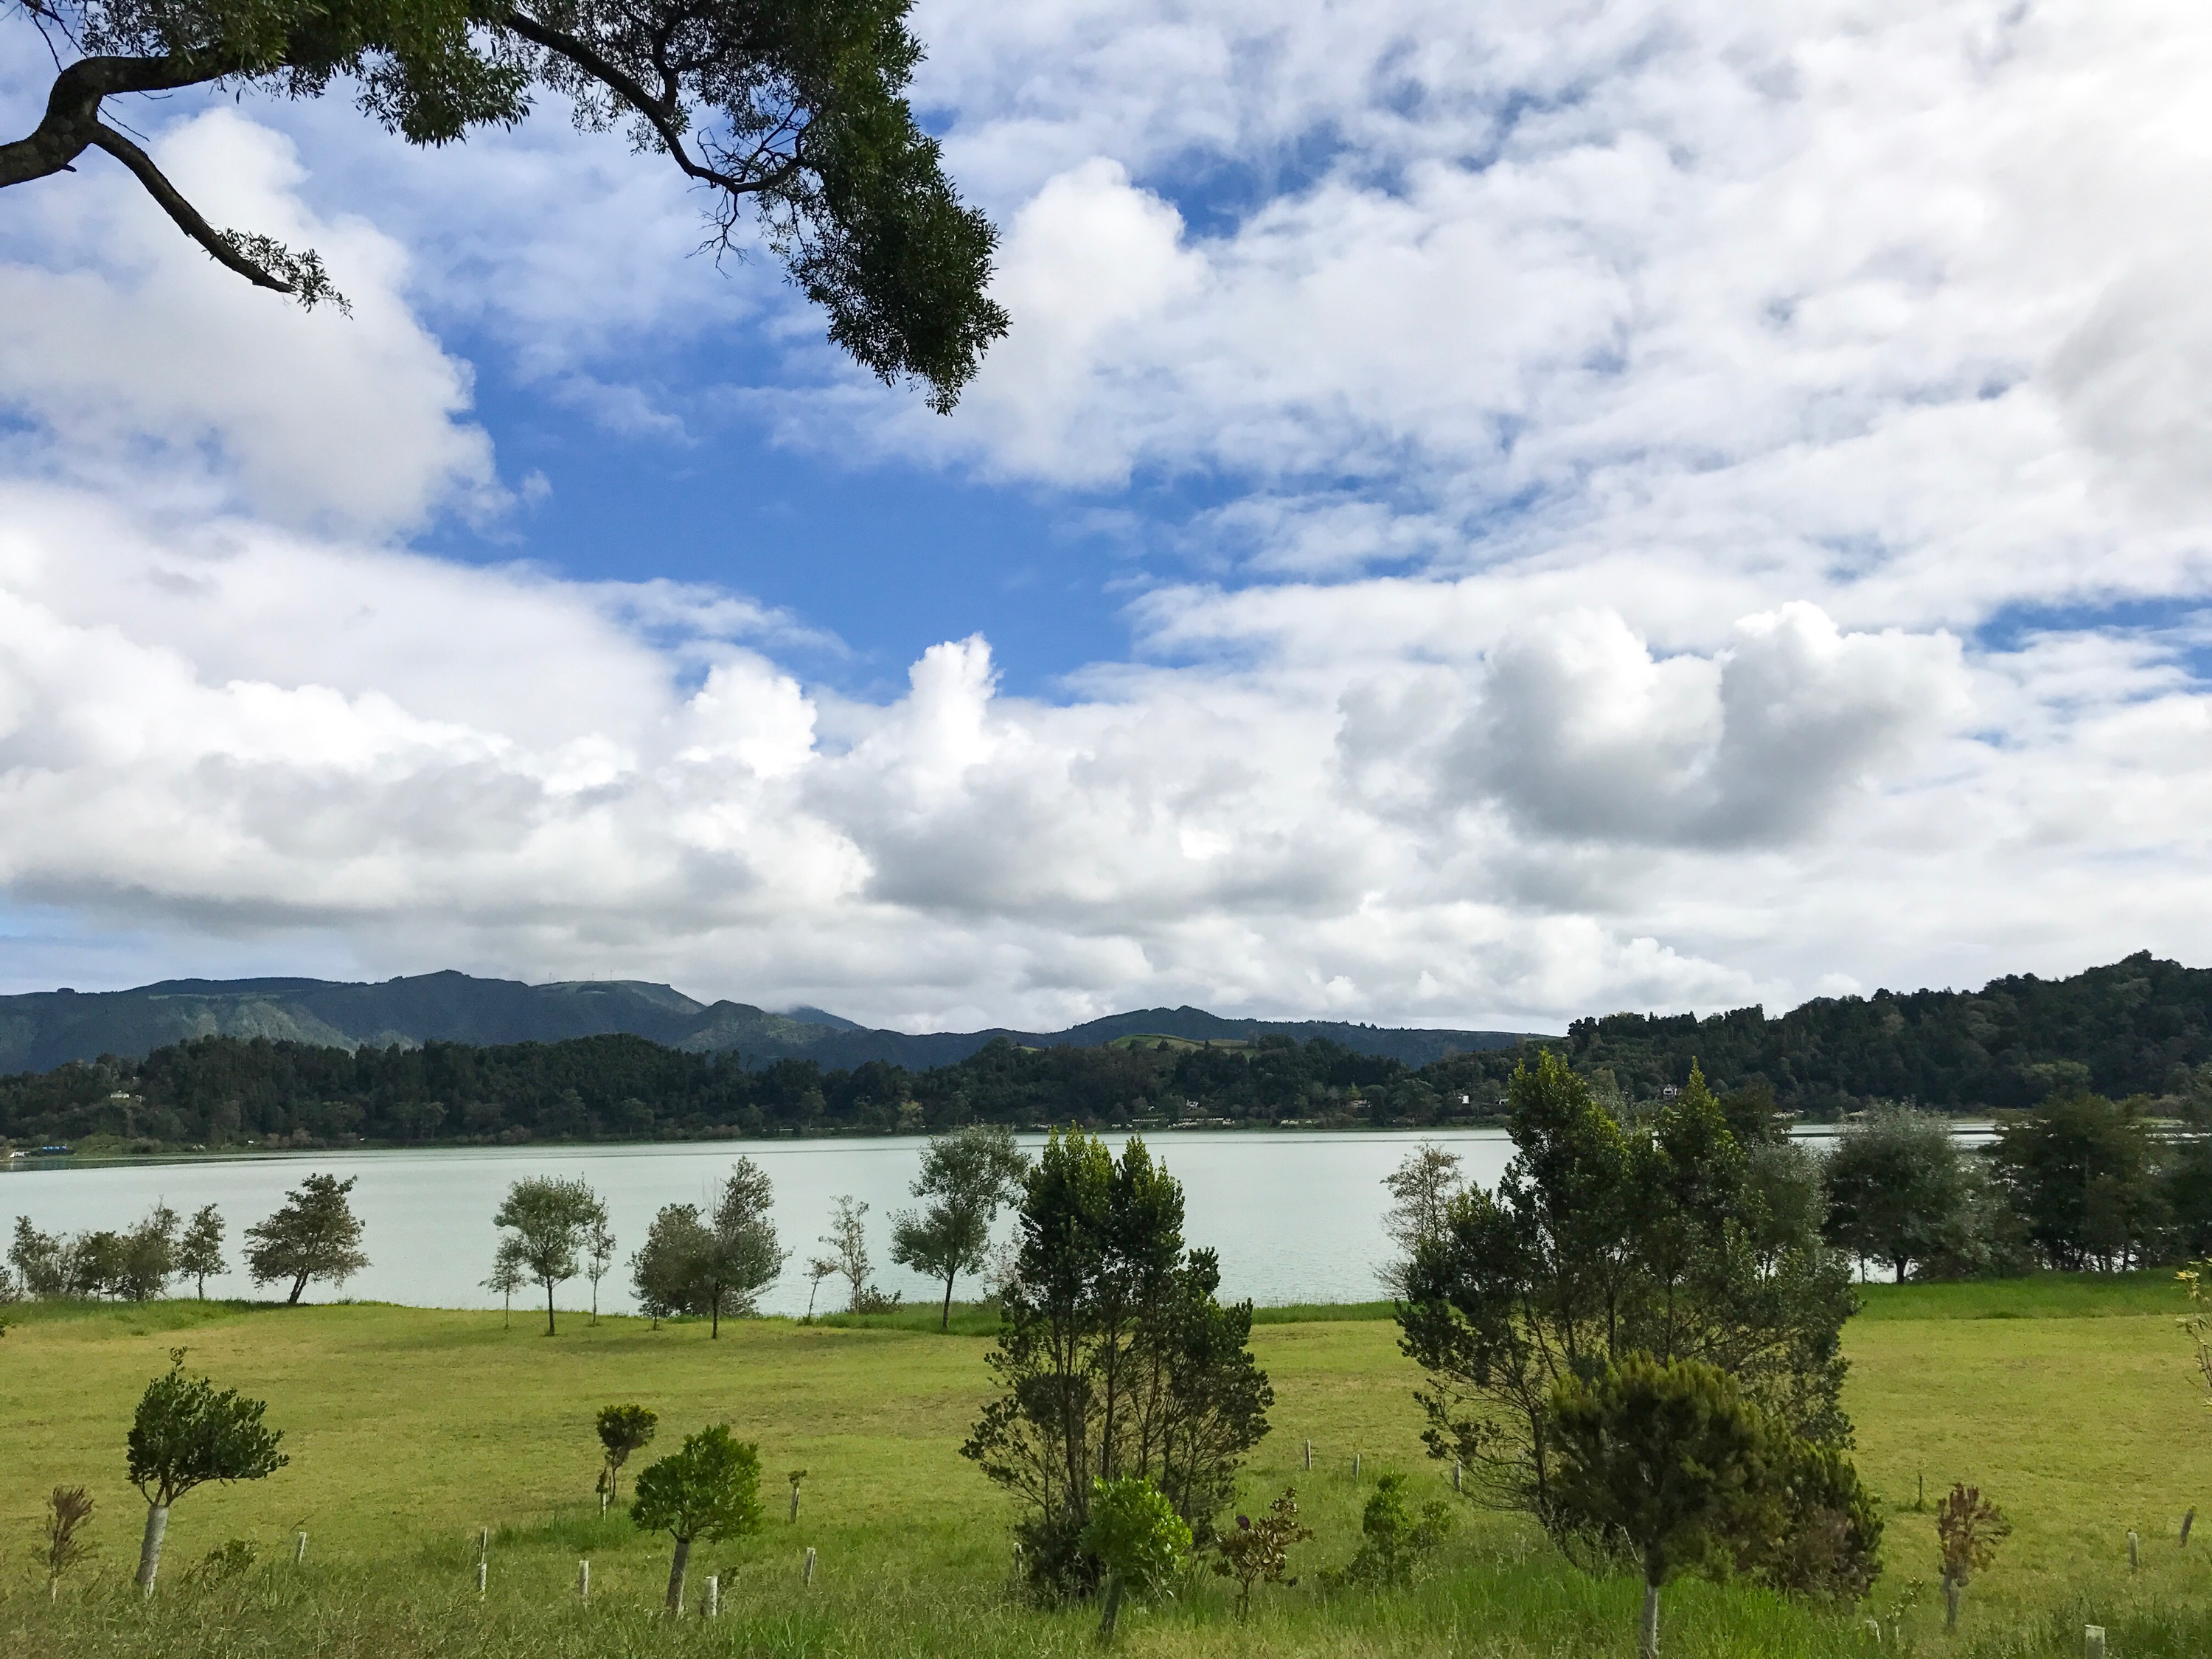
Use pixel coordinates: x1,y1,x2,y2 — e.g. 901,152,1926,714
0,1131,1520,1315
1,1124,1992,1314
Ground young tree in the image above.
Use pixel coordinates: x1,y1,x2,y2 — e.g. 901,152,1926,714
1327,1471,1455,1590
2,1,1008,408
1547,1356,1768,1659
1079,1476,1192,1638
891,1124,1031,1328
584,1213,616,1326
802,1253,839,1320
178,1205,226,1299
484,1238,526,1326
116,1203,181,1301
1377,1142,1465,1298
630,1424,765,1615
1211,1486,1312,1618
10,1215,69,1296
243,1174,369,1304
42,1486,97,1599
821,1194,874,1312
630,1159,786,1336
491,1175,608,1335
1992,1093,2167,1270
126,1350,288,1596
596,1403,658,1505
1822,1105,1978,1281
964,1130,1273,1597
1935,1484,2010,1630
1399,1053,1854,1524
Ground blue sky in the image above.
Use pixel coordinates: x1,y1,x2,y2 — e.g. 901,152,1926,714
1,1,2210,1032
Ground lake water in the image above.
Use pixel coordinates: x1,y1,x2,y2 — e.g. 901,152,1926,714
0,1131,1522,1315
0,1123,1994,1315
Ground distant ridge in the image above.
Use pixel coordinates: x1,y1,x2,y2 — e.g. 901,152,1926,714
0,972,1542,1074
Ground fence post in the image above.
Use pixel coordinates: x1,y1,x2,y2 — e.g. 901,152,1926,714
2085,1625,2106,1659
477,1527,490,1566
2129,1530,2140,1573
1352,1453,1360,1481
706,1575,720,1619
293,1531,307,1565
476,1561,487,1596
1304,1439,1312,1472
578,1559,588,1602
1453,1461,1462,1495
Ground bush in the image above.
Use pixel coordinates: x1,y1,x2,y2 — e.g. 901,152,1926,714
1325,1472,1454,1590
1725,1433,1883,1601
1079,1476,1192,1637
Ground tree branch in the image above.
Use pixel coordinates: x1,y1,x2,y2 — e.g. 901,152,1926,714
498,4,773,200
85,124,293,293
0,53,224,190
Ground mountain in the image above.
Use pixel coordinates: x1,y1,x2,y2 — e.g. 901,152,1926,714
0,973,1539,1074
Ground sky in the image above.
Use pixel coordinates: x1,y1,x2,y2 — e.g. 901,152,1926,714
1,1,2210,1034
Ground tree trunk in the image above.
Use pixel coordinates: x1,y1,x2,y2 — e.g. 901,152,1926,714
711,1293,720,1339
665,1534,692,1615
1099,1571,1125,1638
1894,1259,1906,1285
941,1274,956,1331
1943,1573,1962,1631
546,1279,557,1336
288,1273,307,1305
136,1504,170,1598
1639,1579,1660,1659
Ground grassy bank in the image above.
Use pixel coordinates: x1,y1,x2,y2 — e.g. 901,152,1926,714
3,1276,2208,1656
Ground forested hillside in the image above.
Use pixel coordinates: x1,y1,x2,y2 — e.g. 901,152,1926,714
4,953,2208,1152
0,1031,1520,1150
1565,951,2212,1113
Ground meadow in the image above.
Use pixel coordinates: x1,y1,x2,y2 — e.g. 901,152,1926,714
2,1274,2208,1659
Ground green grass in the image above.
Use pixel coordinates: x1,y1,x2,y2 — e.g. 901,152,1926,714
3,1274,2208,1658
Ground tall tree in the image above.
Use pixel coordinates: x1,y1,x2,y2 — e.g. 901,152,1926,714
1991,1093,2167,1270
820,1194,874,1312
491,1175,608,1335
2,0,1007,407
584,1211,616,1326
1377,1141,1464,1298
243,1173,369,1304
1822,1105,1979,1282
630,1158,785,1335
891,1124,1030,1328
177,1204,226,1299
1398,1052,1854,1524
963,1130,1272,1598
126,1349,287,1596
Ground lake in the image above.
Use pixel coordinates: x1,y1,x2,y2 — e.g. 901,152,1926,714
0,1130,1521,1315
1,1123,1994,1314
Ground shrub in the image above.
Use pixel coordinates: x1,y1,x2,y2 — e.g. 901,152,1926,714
1211,1486,1312,1617
1079,1476,1192,1637
1325,1472,1454,1590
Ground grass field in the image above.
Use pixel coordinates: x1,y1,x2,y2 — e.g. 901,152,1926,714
3,1274,2210,1658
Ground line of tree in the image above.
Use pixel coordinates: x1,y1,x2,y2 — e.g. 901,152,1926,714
0,1029,1518,1150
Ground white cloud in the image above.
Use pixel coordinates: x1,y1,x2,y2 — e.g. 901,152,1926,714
4,4,2212,1029
0,111,500,536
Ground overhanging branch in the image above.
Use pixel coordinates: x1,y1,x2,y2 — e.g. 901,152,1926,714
86,123,293,292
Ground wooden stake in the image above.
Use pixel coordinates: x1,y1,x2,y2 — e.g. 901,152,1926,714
476,1561,487,1596
1304,1439,1312,1471
803,1546,817,1587
293,1531,307,1565
2129,1530,2140,1573
706,1575,720,1619
477,1526,490,1565
578,1559,588,1601
2085,1626,2106,1659
1453,1461,1463,1495
1352,1453,1360,1481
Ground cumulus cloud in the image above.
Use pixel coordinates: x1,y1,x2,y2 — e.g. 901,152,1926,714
0,111,500,536
4,4,2212,1029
